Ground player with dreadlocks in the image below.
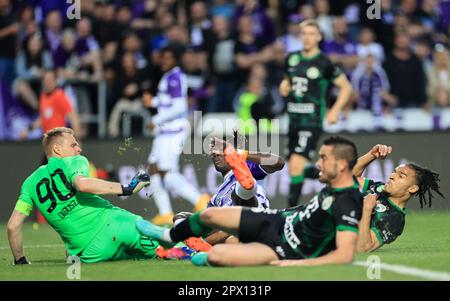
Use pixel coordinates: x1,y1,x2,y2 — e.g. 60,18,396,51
352,144,445,252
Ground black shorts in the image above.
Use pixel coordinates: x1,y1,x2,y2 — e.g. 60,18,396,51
287,126,322,160
238,208,303,260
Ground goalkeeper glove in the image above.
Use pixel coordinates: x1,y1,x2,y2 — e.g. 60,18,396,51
13,256,30,265
119,170,150,196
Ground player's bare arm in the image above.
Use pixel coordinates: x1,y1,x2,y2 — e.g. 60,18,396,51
73,170,150,196
356,194,382,253
246,152,285,173
271,231,358,266
353,144,393,187
327,74,353,124
74,175,123,195
7,210,29,264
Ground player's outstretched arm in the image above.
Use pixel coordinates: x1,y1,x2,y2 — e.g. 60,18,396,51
327,74,352,124
353,144,392,186
357,194,382,253
7,210,30,264
74,170,150,196
247,152,285,174
271,231,358,266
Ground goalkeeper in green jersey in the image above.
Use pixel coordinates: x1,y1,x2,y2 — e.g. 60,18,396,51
7,127,159,264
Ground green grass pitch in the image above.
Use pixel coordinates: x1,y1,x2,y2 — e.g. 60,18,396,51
1,211,450,281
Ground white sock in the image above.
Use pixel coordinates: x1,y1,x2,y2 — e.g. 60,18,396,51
163,172,201,205
235,178,257,200
150,174,173,215
163,229,173,242
173,218,185,226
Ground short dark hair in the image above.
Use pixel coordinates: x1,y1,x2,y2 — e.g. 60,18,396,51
322,136,358,170
42,127,74,156
160,42,185,63
406,163,445,208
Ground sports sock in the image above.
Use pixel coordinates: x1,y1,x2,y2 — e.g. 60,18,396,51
288,175,304,207
169,212,212,242
163,172,201,205
234,179,257,200
150,174,173,214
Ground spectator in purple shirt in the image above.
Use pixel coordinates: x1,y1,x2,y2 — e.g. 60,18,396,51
322,16,359,74
75,18,102,81
439,0,450,31
351,53,397,128
233,14,272,85
44,10,63,55
233,0,276,46
54,29,79,73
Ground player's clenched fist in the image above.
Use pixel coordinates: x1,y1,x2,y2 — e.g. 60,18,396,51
119,170,150,196
369,144,392,159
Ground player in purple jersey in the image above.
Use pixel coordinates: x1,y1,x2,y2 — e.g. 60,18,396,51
156,133,285,254
143,43,210,225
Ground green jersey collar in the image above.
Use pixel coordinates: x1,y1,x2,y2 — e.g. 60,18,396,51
300,51,321,61
386,198,407,215
331,177,359,192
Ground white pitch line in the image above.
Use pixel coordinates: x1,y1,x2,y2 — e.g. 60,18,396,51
353,260,450,281
0,244,64,250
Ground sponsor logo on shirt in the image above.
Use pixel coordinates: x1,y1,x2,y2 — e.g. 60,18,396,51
306,67,320,79
284,212,301,249
321,196,334,210
374,204,387,213
287,102,315,114
341,214,359,226
288,54,301,67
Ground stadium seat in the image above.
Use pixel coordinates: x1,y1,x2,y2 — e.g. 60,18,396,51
322,115,345,133
380,113,399,132
344,110,375,132
401,108,433,131
439,108,450,130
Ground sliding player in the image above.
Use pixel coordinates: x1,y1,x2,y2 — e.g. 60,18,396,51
137,136,363,267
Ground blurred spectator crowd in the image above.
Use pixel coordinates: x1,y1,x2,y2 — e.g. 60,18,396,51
0,0,449,140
